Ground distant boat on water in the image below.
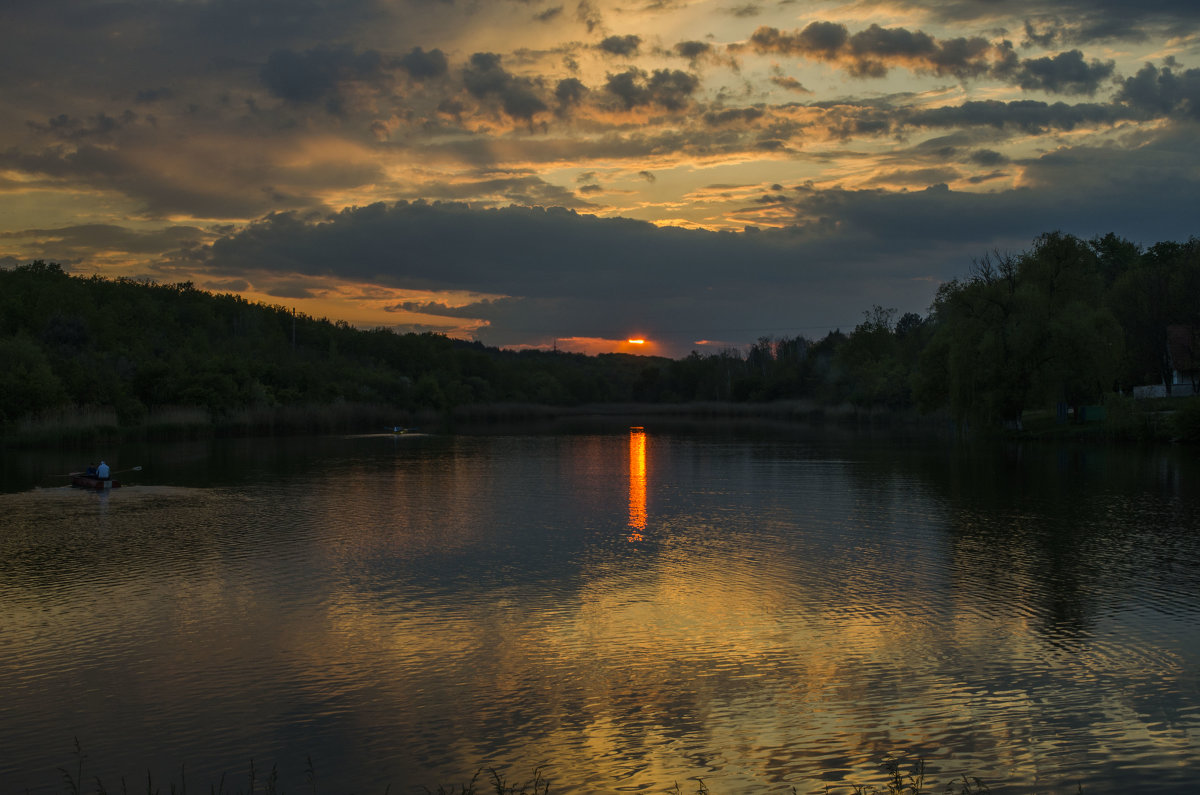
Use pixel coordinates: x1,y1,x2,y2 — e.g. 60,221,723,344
66,464,139,489
71,474,120,489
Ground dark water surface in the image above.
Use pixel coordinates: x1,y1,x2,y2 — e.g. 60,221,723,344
2,425,1198,793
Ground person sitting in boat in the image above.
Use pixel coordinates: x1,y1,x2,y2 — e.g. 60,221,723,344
96,461,110,478
86,464,98,476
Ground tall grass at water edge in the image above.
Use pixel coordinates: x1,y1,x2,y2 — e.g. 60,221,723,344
1,402,428,445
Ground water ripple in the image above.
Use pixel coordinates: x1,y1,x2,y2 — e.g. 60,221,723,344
2,434,1199,793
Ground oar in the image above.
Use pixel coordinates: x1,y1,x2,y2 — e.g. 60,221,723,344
49,465,141,479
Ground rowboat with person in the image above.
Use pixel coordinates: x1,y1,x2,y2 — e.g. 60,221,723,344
67,462,141,489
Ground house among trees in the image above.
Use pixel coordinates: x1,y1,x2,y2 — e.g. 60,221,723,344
1167,325,1200,395
1134,325,1200,398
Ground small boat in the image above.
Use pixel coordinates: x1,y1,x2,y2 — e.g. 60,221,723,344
71,474,121,490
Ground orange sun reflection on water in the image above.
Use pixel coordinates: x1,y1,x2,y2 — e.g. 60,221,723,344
628,426,646,541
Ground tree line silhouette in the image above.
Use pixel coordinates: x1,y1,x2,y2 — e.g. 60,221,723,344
1,230,1197,435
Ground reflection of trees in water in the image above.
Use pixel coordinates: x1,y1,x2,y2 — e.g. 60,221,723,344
889,441,1200,641
823,438,1200,793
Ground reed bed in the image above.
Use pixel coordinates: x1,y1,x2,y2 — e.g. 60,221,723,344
1,402,422,445
8,406,119,445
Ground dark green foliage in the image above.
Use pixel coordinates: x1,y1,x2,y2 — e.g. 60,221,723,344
915,232,1198,429
2,230,1198,437
0,262,681,431
834,307,912,408
1174,398,1200,442
0,333,70,422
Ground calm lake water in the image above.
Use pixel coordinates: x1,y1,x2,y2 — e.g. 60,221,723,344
2,423,1199,793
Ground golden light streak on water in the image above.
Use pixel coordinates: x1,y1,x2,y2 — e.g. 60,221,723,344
628,426,647,540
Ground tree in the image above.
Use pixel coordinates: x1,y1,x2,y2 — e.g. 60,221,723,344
835,306,911,408
1108,238,1200,392
915,234,1122,427
0,335,69,424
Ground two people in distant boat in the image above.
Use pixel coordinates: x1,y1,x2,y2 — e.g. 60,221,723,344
85,461,110,478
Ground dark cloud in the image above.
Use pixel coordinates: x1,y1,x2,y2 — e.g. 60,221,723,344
869,167,962,186
397,47,448,79
674,41,712,59
189,135,1200,350
208,278,252,292
1006,49,1116,95
463,52,548,121
0,0,379,107
0,133,384,219
0,144,129,185
501,85,550,121
463,52,511,98
605,68,700,110
576,0,603,33
1021,18,1064,48
704,107,765,126
726,4,761,18
1,223,207,264
134,87,174,104
750,23,845,59
964,171,1005,184
770,75,811,93
750,21,1121,94
193,201,906,346
968,149,1009,166
854,29,992,79
1014,125,1200,219
749,23,996,79
260,45,388,110
555,77,587,109
599,35,641,57
202,202,703,297
26,110,140,142
865,1,1200,42
899,98,1136,132
259,278,320,299
1117,62,1200,119
534,6,563,23
385,173,598,210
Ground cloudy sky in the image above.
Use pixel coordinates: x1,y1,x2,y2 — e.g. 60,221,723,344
2,0,1198,356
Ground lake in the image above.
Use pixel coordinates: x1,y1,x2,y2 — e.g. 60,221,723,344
2,423,1198,793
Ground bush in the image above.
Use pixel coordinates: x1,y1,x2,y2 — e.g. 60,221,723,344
1173,397,1200,442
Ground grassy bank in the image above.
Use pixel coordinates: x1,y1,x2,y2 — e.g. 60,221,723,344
1012,394,1200,443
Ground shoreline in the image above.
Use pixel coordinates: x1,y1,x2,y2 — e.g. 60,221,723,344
3,395,1193,448
1,399,959,448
